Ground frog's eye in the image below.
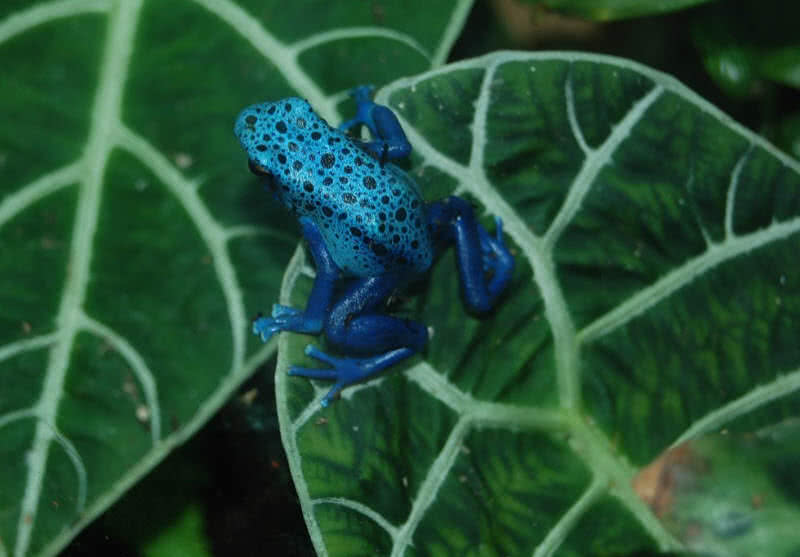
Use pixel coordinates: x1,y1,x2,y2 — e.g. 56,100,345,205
248,159,271,177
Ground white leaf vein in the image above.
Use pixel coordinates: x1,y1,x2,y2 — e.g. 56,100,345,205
0,0,110,45
533,477,606,557
0,333,59,365
579,215,800,344
188,0,337,122
565,65,590,157
15,1,141,554
391,416,470,557
289,27,430,61
0,163,81,230
79,314,161,443
674,365,800,445
724,144,753,240
431,0,473,67
313,497,400,540
544,85,664,251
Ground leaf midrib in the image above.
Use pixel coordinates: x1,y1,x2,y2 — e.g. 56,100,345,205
14,1,143,555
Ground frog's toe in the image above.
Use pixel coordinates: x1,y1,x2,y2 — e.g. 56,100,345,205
287,347,352,407
493,217,507,247
303,344,338,365
320,383,346,407
271,303,300,318
289,345,381,406
251,315,264,335
479,217,512,272
303,346,367,383
288,366,338,380
252,316,280,342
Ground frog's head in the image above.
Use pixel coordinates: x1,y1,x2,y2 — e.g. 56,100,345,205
235,98,320,211
234,97,316,177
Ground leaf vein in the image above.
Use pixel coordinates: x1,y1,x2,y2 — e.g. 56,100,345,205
289,27,430,61
313,497,399,539
0,163,81,231
565,64,590,156
0,0,110,45
0,408,36,432
405,361,473,413
15,1,141,553
543,85,663,250
431,0,473,66
533,477,606,557
724,143,754,240
187,0,338,122
79,314,161,443
579,216,800,344
674,365,800,445
391,417,470,557
224,224,297,244
0,333,59,364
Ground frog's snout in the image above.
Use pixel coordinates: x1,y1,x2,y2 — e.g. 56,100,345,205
234,103,266,145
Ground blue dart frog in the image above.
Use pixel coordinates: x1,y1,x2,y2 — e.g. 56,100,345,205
234,86,514,406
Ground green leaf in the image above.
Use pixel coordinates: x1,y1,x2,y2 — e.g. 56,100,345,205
0,1,469,555
520,0,715,21
276,52,800,556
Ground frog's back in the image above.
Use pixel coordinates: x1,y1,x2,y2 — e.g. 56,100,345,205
235,97,432,277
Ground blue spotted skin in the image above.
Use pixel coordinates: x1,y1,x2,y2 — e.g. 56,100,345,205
234,97,432,277
235,88,514,406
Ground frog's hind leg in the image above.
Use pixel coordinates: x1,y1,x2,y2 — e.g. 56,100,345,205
325,274,427,354
289,273,428,406
427,196,515,314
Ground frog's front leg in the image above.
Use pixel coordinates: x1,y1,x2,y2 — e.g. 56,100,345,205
338,85,411,163
289,272,428,406
253,217,339,342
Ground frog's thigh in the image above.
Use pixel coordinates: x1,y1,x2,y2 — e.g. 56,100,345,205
324,274,427,355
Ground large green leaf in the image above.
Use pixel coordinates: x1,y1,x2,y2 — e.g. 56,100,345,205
276,52,800,556
0,1,471,555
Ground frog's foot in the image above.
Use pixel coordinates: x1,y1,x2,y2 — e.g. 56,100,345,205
251,305,323,343
252,315,278,342
349,84,375,103
339,86,376,133
338,85,376,133
338,87,373,134
478,216,513,275
289,344,415,407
